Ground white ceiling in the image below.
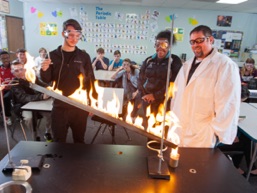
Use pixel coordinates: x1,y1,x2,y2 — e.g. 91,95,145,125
20,0,257,14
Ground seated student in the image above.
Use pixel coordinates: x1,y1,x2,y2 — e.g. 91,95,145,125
13,48,27,65
92,48,109,70
108,50,123,71
240,58,257,83
33,47,48,78
10,60,52,141
111,58,139,118
0,51,15,125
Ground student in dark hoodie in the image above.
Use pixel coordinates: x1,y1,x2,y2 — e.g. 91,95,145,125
132,30,182,129
11,60,52,141
40,19,96,143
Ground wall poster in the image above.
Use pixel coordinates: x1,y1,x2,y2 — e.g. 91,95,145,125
0,14,8,51
212,30,243,58
39,22,58,36
0,0,10,14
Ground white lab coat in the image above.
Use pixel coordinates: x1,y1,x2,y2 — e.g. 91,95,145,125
170,49,241,148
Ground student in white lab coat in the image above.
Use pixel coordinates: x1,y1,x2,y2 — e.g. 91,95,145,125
169,25,241,148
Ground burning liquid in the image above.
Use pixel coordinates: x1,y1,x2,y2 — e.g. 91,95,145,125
24,52,180,146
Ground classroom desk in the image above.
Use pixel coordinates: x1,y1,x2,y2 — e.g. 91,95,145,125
94,70,116,81
238,102,257,180
21,98,53,140
0,141,254,193
21,98,53,112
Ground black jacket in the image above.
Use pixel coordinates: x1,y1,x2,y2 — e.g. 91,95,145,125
138,53,182,101
40,46,96,108
11,78,45,115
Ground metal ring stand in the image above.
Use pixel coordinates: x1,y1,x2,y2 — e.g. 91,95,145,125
146,140,170,180
147,140,168,158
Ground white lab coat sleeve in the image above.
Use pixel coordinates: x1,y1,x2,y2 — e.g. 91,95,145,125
211,59,241,145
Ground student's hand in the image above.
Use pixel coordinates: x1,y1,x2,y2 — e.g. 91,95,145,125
96,55,102,61
132,91,138,99
41,58,52,71
0,85,5,91
142,94,155,103
118,66,124,71
98,57,103,62
114,56,119,62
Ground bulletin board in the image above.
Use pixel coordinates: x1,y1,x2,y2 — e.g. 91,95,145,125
0,14,8,51
212,30,243,58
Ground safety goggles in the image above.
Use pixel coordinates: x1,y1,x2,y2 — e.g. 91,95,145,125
154,40,169,49
12,68,25,73
0,57,9,61
64,30,82,40
245,63,254,68
189,37,209,45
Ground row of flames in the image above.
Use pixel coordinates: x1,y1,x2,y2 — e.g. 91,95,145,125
24,52,180,151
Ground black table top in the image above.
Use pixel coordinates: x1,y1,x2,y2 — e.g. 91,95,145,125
0,141,255,193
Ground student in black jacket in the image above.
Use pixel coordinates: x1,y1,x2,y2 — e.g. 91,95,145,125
40,19,96,143
132,30,182,129
11,60,51,140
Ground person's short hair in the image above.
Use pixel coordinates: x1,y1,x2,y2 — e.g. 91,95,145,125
114,50,121,56
39,47,47,53
63,19,82,31
123,58,131,64
97,48,105,54
0,51,9,56
156,30,176,45
245,58,255,64
190,25,212,37
11,60,22,66
16,48,26,53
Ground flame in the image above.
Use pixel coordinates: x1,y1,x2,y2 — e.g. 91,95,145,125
69,74,88,105
120,84,180,145
171,147,179,158
124,101,144,130
46,81,63,95
24,52,36,83
106,92,120,118
89,81,120,117
146,105,151,117
125,102,134,123
23,51,180,146
89,81,99,109
167,82,175,98
134,117,143,128
166,111,180,145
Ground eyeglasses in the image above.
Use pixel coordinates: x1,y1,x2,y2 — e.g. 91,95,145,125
154,40,169,49
64,30,82,40
189,37,210,45
12,68,25,73
245,63,254,67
